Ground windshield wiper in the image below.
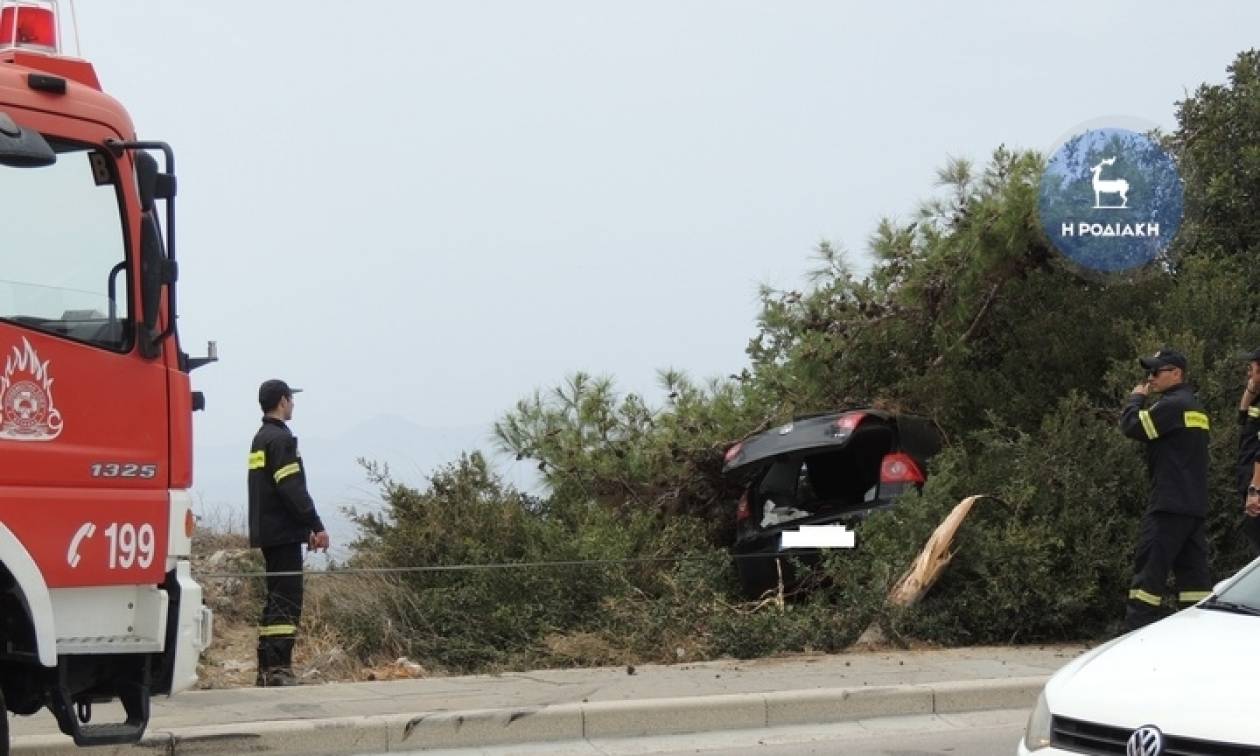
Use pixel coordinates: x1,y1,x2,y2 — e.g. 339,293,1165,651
1198,597,1260,616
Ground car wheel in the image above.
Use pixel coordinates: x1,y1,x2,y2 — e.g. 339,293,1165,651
735,552,781,598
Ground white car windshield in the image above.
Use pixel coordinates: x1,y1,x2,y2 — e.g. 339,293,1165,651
1214,561,1260,611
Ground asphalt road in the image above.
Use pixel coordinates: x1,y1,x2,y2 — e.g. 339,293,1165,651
364,708,1030,756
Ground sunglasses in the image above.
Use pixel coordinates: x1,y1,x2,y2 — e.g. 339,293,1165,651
1146,366,1177,378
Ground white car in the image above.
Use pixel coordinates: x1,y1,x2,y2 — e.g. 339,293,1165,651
1019,557,1260,755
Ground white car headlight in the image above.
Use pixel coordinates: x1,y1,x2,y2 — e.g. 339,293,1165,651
1024,689,1053,751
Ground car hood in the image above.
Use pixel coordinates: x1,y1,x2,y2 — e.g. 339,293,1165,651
1048,607,1260,744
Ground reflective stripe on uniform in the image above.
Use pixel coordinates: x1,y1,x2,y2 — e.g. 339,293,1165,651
1138,410,1159,440
258,624,297,637
274,462,301,483
1178,590,1211,603
248,451,266,469
1183,411,1210,431
1249,407,1260,419
1129,588,1162,606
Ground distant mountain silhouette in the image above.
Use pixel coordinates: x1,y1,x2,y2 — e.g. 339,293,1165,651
191,415,540,555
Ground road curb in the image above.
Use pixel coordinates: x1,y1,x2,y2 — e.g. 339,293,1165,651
12,675,1047,754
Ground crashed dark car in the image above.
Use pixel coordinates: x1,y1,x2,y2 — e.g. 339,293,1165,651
722,409,942,597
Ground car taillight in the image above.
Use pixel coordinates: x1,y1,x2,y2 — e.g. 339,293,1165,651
735,491,751,523
880,452,924,485
834,411,867,434
724,442,743,464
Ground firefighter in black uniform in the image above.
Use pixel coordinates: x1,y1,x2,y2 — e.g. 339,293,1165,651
1239,349,1260,551
1118,348,1212,631
248,379,329,686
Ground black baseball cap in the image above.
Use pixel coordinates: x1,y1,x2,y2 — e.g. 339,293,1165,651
1139,348,1188,373
259,379,302,411
1240,348,1260,363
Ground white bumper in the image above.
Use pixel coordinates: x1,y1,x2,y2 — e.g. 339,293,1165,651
167,559,212,695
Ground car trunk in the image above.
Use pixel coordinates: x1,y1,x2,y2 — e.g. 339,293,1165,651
725,410,941,595
747,422,896,536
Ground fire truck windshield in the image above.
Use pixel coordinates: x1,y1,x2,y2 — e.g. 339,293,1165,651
0,138,130,351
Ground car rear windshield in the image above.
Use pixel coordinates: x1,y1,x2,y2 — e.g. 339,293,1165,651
754,425,894,514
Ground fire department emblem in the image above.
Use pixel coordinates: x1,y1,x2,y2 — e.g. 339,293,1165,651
0,337,63,441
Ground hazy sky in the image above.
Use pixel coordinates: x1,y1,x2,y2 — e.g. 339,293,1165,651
67,1,1260,486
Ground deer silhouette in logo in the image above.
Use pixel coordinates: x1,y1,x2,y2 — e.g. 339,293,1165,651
1090,157,1129,209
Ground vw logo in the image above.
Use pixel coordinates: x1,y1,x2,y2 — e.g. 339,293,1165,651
1126,725,1164,756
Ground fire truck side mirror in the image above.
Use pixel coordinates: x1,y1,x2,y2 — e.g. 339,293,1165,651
120,141,180,357
135,151,176,212
136,151,156,211
0,110,56,167
138,214,166,357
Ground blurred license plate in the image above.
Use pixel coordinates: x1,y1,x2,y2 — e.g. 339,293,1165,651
780,525,855,550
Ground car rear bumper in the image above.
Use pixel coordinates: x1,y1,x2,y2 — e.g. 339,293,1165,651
734,503,891,552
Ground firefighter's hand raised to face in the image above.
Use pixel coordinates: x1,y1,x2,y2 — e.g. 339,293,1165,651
1131,380,1152,397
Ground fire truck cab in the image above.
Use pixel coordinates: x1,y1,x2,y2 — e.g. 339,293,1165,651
0,2,213,751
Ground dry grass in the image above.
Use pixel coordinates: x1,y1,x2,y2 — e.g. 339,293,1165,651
188,525,857,687
539,632,625,667
196,604,431,688
192,527,430,688
196,618,258,689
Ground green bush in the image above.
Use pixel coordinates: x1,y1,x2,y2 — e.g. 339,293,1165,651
329,50,1260,672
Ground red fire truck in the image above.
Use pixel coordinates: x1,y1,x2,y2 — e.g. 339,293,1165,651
0,2,213,751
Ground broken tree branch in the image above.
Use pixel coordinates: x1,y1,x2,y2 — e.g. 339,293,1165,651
853,495,996,646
